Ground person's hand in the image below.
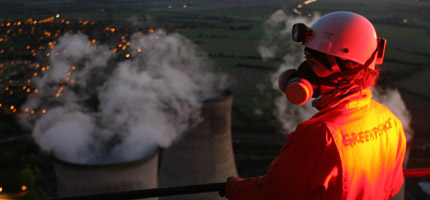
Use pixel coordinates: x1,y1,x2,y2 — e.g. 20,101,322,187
218,183,226,198
219,177,233,198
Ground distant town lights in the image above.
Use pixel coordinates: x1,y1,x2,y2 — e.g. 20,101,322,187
0,17,171,116
304,0,317,4
293,8,302,15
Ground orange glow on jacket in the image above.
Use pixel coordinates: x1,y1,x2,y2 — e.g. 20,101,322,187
226,89,407,200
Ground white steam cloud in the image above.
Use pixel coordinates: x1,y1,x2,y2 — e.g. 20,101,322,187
372,87,413,141
259,10,320,61
261,10,413,139
259,10,320,133
20,31,225,164
418,182,430,196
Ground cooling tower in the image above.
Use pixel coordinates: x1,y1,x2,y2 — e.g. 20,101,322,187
54,150,159,199
159,90,238,200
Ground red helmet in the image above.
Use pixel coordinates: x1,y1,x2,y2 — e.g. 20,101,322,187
280,12,387,105
293,11,386,70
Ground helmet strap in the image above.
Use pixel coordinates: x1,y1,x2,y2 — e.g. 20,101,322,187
361,47,378,69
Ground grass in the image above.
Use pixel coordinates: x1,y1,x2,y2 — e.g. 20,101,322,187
198,38,260,56
178,28,263,40
147,6,278,18
386,49,430,65
211,57,279,68
375,23,430,41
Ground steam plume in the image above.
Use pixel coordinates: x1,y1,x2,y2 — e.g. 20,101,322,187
20,31,224,164
259,10,320,133
372,87,413,141
259,10,320,61
418,182,430,196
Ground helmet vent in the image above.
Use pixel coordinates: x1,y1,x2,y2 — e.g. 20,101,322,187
343,48,349,53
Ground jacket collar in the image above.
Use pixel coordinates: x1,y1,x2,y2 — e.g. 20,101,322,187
313,89,373,116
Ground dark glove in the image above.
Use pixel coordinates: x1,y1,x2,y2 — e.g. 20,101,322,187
219,177,233,198
218,183,226,197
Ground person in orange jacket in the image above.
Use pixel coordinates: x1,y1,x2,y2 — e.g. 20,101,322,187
223,11,407,200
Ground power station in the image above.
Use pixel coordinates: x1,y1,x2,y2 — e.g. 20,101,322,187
53,91,237,199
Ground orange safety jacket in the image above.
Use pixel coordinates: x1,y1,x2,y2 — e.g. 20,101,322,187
226,89,407,200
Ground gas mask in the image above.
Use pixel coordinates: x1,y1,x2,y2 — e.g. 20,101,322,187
278,62,316,105
278,61,336,105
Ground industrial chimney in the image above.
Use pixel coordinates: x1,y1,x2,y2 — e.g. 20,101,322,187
54,150,159,200
159,90,237,200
